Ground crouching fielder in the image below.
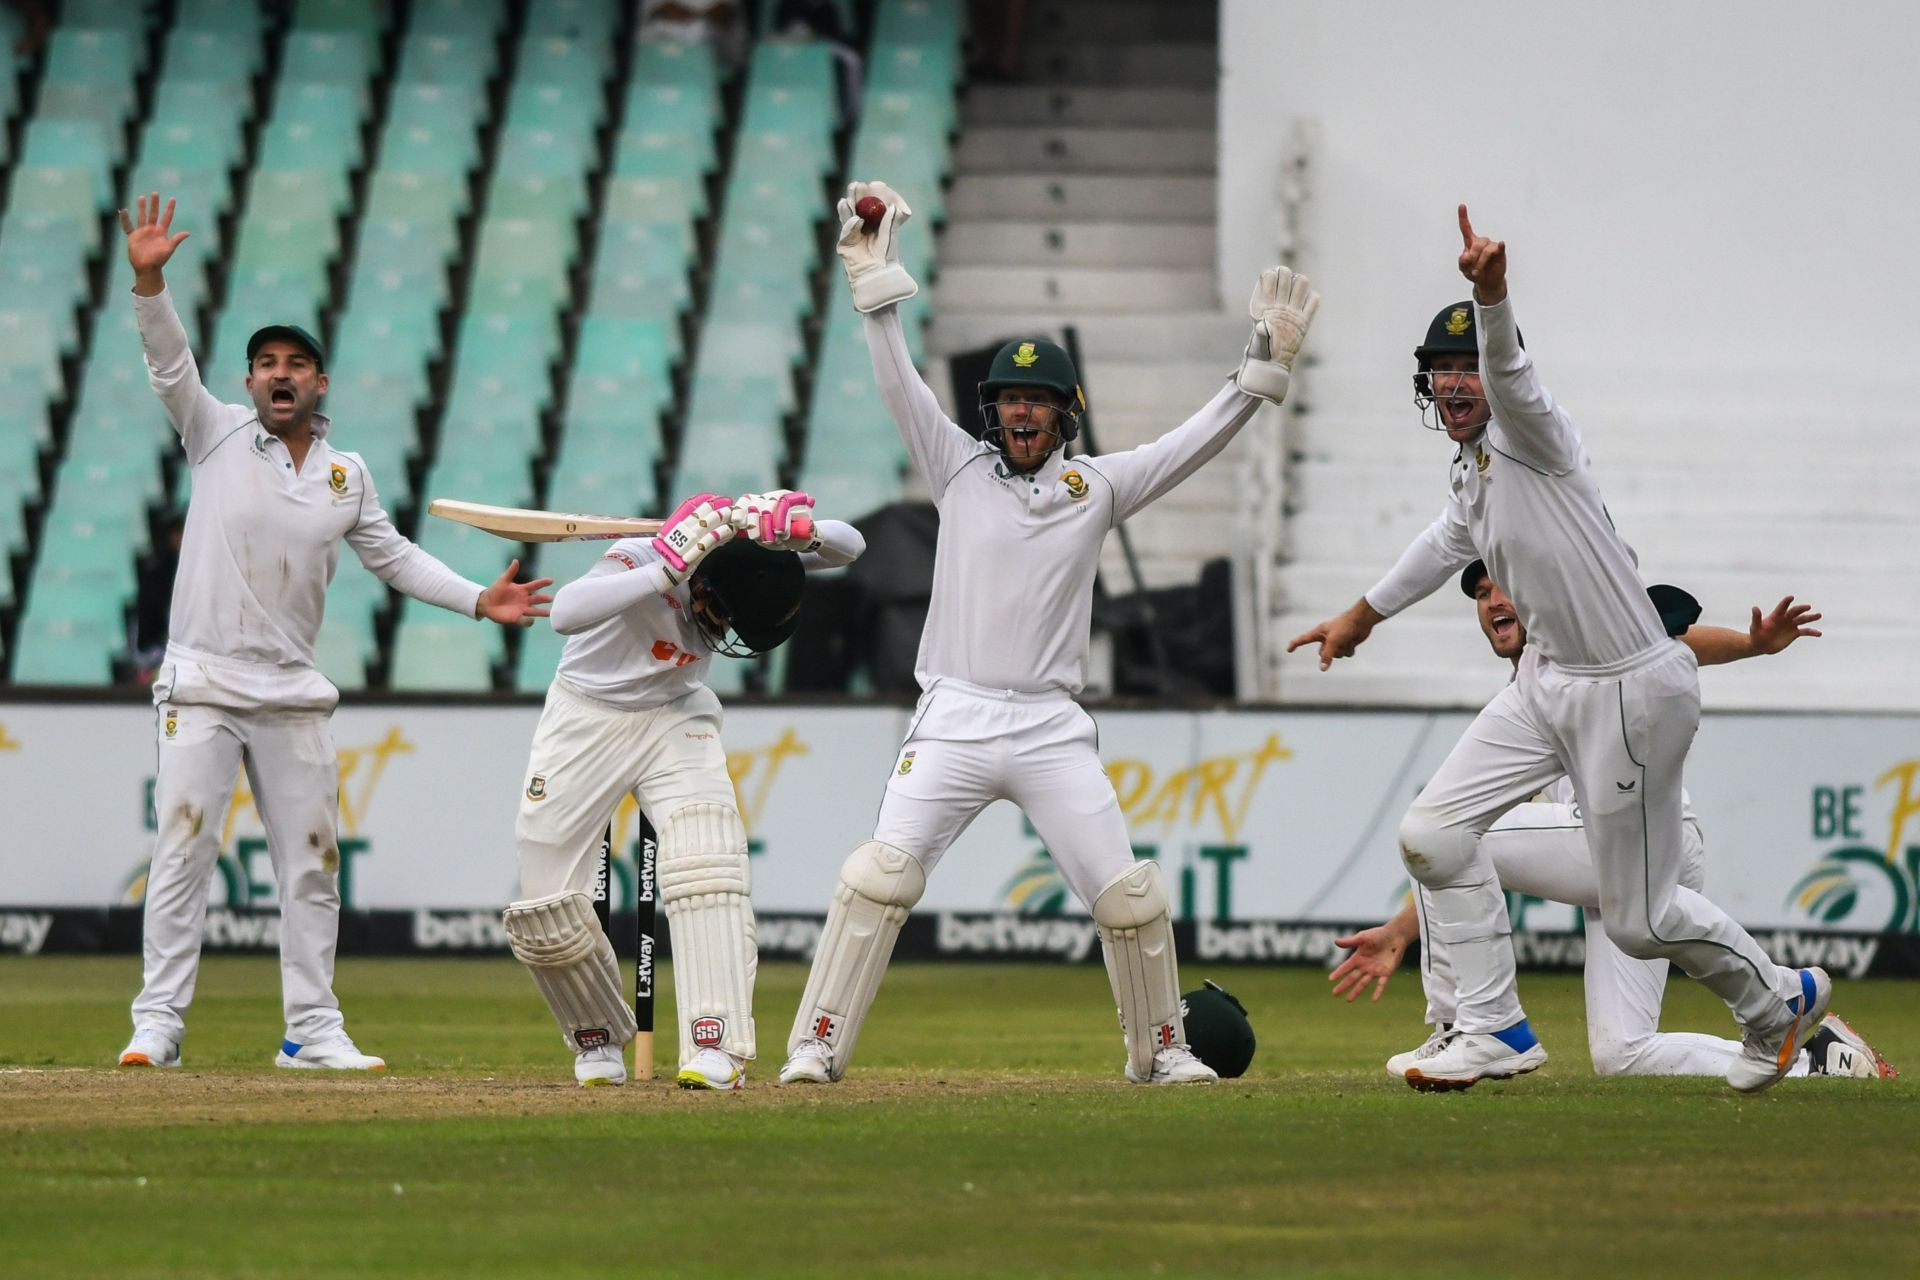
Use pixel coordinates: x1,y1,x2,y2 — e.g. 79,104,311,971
778,181,1320,1086
505,490,863,1088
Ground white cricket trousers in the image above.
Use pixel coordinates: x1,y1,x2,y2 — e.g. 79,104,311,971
1413,803,1793,1076
513,679,738,897
872,680,1137,908
1399,643,1799,1038
133,704,346,1044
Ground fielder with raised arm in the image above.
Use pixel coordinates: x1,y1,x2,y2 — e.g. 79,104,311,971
506,490,864,1088
778,181,1319,1086
1330,563,1895,1081
1290,206,1830,1093
116,195,551,1072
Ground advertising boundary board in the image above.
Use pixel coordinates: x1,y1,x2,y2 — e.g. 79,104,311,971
0,907,1908,979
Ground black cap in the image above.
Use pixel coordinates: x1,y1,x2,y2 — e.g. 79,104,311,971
694,539,805,655
1182,979,1255,1078
1459,558,1489,597
246,324,325,371
1647,583,1702,637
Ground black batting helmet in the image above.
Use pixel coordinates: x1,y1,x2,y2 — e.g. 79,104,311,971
691,540,805,657
1182,979,1256,1078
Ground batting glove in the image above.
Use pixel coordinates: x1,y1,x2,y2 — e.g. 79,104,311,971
1236,266,1321,405
836,180,918,314
732,489,818,550
652,492,735,584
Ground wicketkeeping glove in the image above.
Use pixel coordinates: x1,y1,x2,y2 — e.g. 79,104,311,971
732,489,818,550
1236,265,1321,405
652,492,735,584
836,180,918,314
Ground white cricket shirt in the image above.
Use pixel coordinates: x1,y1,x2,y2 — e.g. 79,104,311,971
135,287,483,709
1365,299,1667,669
863,306,1263,696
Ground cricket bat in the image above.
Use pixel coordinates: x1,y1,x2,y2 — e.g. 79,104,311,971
428,498,664,542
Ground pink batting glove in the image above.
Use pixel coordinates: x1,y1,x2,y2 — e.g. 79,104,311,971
772,490,814,545
652,492,728,574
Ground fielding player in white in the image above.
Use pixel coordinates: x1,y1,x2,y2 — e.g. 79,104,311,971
1330,564,1895,1080
1292,205,1834,1093
777,181,1319,1086
507,489,864,1088
116,195,551,1071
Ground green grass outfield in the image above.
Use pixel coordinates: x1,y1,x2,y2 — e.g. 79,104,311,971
2,957,1915,1279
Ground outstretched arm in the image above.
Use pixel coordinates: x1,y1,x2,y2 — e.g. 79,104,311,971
1683,596,1823,666
123,193,227,459
345,463,550,623
1330,907,1420,1004
1458,204,1581,475
1289,494,1476,671
862,304,981,500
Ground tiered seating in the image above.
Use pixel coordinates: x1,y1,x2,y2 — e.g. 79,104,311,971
393,0,620,691
797,0,961,523
0,9,49,655
672,41,838,503
5,20,158,681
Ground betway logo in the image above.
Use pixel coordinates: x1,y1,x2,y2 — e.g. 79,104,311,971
413,911,509,951
1752,930,1879,980
0,911,52,955
758,915,823,960
1196,921,1347,963
936,914,1101,961
205,910,279,950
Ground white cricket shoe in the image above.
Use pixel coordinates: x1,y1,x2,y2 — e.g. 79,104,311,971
1386,1024,1454,1079
677,1047,746,1091
1729,967,1832,1094
1401,1027,1547,1092
777,1037,834,1085
575,1044,627,1087
275,1036,387,1071
1803,1011,1895,1079
1125,1045,1219,1085
118,1028,181,1069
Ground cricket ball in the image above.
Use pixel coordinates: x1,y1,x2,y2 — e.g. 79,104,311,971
855,195,887,231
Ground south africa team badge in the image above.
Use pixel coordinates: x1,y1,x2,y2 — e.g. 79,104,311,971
897,750,915,776
1061,470,1089,500
329,463,347,494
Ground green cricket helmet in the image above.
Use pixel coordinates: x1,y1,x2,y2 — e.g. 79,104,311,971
690,539,805,657
1413,301,1523,431
975,337,1085,458
1182,979,1255,1078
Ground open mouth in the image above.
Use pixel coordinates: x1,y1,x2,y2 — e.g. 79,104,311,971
1490,611,1517,638
1008,427,1042,448
270,386,296,410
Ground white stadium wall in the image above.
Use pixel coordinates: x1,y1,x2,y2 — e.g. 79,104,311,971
1218,0,1920,390
1,702,1915,947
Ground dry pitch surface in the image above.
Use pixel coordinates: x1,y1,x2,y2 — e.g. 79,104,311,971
3,956,1916,1279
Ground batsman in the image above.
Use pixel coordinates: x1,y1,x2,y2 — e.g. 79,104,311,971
778,180,1320,1086
505,490,863,1088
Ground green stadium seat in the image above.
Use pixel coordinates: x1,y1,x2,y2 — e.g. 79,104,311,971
494,127,594,182
245,168,352,221
160,28,262,83
353,216,459,272
334,311,439,375
377,121,480,177
10,615,119,685
621,81,719,136
0,265,84,350
6,169,105,249
385,81,486,131
506,82,602,135
517,34,611,88
613,131,712,182
704,656,747,696
180,0,268,31
674,420,787,499
867,39,962,91
466,273,570,318
397,32,494,90
439,384,546,443
873,0,963,46
313,619,370,690
295,0,385,33
632,40,719,93
270,79,368,134
33,83,138,148
586,263,691,325
748,40,834,89
0,311,65,388
20,120,115,199
486,173,587,222
413,519,524,582
547,453,658,520
281,31,375,85
139,120,242,172
43,29,144,86
364,169,466,221
513,618,566,692
743,82,837,133
389,612,497,691
412,0,509,34
526,0,618,37
601,175,701,226
63,0,149,26
796,464,905,526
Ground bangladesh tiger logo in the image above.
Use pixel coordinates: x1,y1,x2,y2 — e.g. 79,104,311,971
526,774,548,801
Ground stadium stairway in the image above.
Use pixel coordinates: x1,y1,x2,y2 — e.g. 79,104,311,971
924,0,1240,592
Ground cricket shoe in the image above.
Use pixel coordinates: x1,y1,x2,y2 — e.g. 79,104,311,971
1804,1012,1897,1079
275,1036,387,1071
575,1044,626,1087
1125,1044,1219,1085
777,1037,834,1085
1385,1023,1454,1079
118,1028,181,1069
1728,967,1832,1093
677,1047,746,1091
1401,1023,1547,1092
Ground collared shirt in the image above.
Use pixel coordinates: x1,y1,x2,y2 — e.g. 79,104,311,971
134,287,482,683
863,305,1263,696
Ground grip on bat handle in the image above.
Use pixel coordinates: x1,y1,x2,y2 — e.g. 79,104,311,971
788,513,813,544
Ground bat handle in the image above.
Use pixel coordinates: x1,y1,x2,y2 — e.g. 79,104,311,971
788,513,813,544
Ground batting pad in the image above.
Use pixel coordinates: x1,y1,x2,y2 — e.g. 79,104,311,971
787,840,926,1080
503,890,637,1053
1092,861,1185,1079
659,804,757,1064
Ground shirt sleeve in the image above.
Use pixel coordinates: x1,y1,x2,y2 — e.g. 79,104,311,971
861,305,983,501
549,539,678,635
798,518,865,570
133,286,234,463
1475,298,1580,475
1076,380,1262,525
1362,494,1478,618
341,457,487,617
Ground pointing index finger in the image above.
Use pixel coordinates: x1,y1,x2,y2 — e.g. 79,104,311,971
1458,203,1475,248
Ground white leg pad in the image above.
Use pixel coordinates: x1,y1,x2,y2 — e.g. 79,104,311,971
659,804,757,1064
788,840,926,1080
503,890,637,1053
1091,861,1186,1080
